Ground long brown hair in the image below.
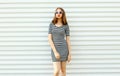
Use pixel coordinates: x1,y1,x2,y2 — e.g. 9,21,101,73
52,7,68,25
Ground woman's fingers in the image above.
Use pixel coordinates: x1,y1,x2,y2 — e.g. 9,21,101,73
55,52,60,60
67,55,71,63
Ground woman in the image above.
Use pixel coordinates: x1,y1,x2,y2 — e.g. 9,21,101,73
48,7,71,76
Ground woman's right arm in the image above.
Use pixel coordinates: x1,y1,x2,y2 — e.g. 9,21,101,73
48,34,60,60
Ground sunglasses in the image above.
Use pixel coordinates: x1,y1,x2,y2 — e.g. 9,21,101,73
55,11,63,14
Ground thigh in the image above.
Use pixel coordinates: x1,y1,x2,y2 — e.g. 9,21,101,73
53,62,61,71
61,61,66,72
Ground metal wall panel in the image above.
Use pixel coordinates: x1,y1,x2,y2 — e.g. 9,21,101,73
0,0,120,76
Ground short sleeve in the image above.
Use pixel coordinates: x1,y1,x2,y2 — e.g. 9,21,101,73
48,22,53,34
65,24,70,36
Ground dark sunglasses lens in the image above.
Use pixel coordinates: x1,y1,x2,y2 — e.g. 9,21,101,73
59,12,62,14
55,12,58,14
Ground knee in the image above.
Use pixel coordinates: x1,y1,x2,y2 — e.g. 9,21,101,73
54,70,60,75
61,70,66,75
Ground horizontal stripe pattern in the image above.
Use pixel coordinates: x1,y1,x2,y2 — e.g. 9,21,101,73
0,0,120,76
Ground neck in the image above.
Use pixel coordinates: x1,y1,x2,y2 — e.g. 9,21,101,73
57,18,62,24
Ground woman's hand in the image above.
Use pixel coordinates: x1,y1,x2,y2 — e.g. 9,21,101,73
54,52,60,60
67,54,71,63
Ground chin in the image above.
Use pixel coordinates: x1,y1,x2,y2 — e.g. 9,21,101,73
57,17,61,18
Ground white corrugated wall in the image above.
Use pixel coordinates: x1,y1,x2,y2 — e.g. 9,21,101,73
0,0,120,76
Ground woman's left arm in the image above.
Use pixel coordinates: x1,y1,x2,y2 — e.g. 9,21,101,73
66,36,71,62
65,24,71,62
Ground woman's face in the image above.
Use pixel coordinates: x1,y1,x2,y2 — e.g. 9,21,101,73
55,9,63,19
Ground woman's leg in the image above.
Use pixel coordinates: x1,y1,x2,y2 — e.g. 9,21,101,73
60,61,67,76
53,62,61,76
